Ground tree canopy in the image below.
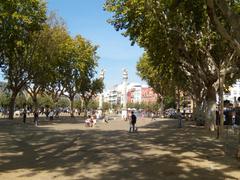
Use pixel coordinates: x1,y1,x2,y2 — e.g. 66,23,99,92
0,0,47,119
104,0,240,129
0,1,103,119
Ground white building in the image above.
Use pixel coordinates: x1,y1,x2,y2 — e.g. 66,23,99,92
104,84,122,106
103,82,148,105
127,83,143,103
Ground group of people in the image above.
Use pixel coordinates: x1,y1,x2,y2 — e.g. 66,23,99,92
84,111,138,132
22,108,57,126
22,108,39,126
216,107,240,126
85,114,97,127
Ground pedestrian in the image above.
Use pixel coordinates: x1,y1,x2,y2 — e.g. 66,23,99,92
177,109,182,128
85,115,92,127
104,117,109,123
129,111,137,132
49,109,54,120
103,113,109,123
232,110,236,125
34,109,39,126
141,111,144,120
151,112,155,120
55,108,60,118
23,109,27,124
45,108,49,119
91,113,97,127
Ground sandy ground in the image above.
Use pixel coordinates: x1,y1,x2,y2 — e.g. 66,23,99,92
0,116,239,180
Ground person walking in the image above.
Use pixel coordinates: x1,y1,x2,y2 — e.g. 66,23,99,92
34,109,39,126
151,112,156,121
85,115,92,127
177,109,183,128
129,111,137,132
141,111,145,120
22,109,27,124
49,109,54,120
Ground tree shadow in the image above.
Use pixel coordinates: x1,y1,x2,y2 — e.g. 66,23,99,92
0,119,239,179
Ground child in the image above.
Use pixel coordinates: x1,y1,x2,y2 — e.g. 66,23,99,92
85,115,91,127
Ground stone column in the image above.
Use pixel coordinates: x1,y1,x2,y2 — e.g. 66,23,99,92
98,69,105,118
122,69,128,120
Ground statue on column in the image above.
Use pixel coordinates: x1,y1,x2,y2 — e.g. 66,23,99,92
98,69,105,119
122,68,128,120
123,68,128,80
100,69,105,80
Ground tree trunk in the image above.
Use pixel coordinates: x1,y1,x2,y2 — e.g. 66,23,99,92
70,97,74,118
77,99,83,116
32,94,38,112
8,91,18,120
194,100,206,126
218,73,225,138
205,86,217,131
206,0,240,57
84,99,90,117
237,129,240,159
192,98,197,120
176,87,181,110
159,98,164,118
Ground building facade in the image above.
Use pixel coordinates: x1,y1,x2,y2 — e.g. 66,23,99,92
104,82,158,105
141,87,158,103
224,80,240,104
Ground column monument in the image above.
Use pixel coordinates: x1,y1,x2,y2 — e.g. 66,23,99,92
122,69,128,120
98,69,105,118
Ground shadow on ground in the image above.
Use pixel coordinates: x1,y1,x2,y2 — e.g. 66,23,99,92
0,118,239,179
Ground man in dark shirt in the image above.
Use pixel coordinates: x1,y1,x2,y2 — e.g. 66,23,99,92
34,109,39,126
129,111,137,132
22,109,27,124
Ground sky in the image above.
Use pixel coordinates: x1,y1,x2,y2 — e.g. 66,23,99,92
47,0,145,90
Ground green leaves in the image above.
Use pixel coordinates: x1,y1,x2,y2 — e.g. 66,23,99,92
0,1,102,118
0,0,47,119
105,0,239,115
0,0,46,50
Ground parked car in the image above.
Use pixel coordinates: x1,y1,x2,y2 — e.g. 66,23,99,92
164,108,177,118
14,110,22,116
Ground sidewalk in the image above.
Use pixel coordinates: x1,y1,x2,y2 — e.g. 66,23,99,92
0,117,239,179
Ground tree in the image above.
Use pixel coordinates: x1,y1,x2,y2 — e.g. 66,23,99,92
103,102,110,112
74,99,83,113
205,0,240,157
61,35,100,117
56,97,70,108
206,0,240,56
15,92,27,109
87,100,98,110
25,13,69,112
164,96,176,110
105,0,240,132
79,77,104,116
38,95,54,109
168,0,240,131
0,92,10,109
0,0,46,119
137,53,181,115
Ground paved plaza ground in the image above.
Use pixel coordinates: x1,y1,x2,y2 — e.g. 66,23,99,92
0,116,239,180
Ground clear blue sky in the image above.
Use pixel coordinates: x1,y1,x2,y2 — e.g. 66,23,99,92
47,0,145,89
